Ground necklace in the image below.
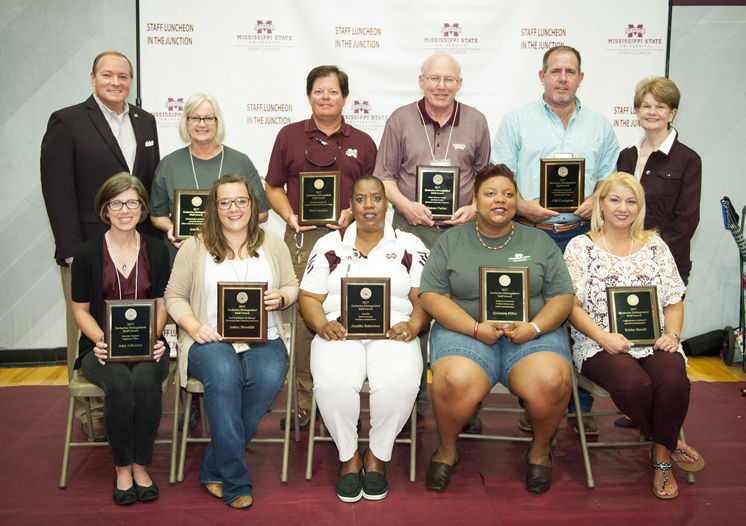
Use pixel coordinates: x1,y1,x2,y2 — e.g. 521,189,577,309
602,234,634,258
189,144,224,189
105,231,140,299
227,249,250,282
476,219,513,250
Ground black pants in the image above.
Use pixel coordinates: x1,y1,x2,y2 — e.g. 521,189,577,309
81,351,170,466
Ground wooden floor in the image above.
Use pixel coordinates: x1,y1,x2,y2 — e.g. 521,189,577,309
0,356,744,387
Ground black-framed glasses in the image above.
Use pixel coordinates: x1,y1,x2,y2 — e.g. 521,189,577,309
217,197,250,210
305,136,342,168
108,199,141,211
187,116,217,124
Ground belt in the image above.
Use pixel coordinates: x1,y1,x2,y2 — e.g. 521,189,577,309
517,217,588,232
434,224,452,230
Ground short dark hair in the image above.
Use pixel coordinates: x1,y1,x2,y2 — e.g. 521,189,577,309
94,172,149,224
306,65,349,98
542,45,582,73
351,175,386,198
473,164,518,195
92,51,133,79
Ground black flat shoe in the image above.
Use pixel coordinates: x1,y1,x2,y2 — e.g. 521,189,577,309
425,449,459,493
336,464,363,503
113,477,137,506
525,443,553,495
134,480,159,502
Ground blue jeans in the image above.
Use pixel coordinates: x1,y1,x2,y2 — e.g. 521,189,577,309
188,339,287,505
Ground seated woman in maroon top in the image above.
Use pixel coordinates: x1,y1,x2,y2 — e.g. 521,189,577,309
71,173,170,506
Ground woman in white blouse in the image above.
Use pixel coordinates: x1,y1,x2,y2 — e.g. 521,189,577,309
564,172,704,500
165,174,298,509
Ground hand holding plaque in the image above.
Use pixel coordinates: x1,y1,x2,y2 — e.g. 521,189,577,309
416,165,460,220
341,278,390,339
606,286,661,346
539,158,585,212
298,171,341,226
104,299,156,363
173,189,210,241
479,266,530,324
218,282,268,344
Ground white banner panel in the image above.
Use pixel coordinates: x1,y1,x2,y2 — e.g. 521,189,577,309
140,0,669,230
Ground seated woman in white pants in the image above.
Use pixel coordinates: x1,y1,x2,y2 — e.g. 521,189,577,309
299,175,430,503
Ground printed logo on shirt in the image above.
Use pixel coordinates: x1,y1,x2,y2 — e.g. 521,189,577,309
453,143,466,150
508,253,531,263
385,253,397,259
346,148,358,158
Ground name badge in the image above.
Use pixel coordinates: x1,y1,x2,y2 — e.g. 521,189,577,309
554,152,574,159
430,159,451,167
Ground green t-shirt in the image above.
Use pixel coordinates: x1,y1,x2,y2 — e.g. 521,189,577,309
419,221,574,320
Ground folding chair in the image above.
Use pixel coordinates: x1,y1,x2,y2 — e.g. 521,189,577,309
304,381,418,482
176,304,300,483
571,359,695,488
59,360,179,487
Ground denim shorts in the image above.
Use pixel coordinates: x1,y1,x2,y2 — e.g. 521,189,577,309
429,322,571,392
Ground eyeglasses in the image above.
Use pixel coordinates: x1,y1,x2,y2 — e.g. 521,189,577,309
422,75,459,87
305,136,342,168
108,199,141,211
217,198,250,210
187,116,217,124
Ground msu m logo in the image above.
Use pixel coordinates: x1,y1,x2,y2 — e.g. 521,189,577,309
441,23,461,37
166,98,184,112
625,24,646,38
255,20,275,34
352,101,371,115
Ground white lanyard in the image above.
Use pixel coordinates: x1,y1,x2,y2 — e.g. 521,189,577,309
189,145,224,190
417,101,457,164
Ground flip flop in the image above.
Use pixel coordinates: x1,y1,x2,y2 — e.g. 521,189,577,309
674,447,705,472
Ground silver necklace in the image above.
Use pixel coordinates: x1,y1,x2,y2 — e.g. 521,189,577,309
602,234,634,258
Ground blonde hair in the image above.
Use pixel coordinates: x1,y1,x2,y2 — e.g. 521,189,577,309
590,172,657,245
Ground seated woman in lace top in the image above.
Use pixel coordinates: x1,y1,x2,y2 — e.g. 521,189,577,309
564,172,704,500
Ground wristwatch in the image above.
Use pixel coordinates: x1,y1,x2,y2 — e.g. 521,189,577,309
278,294,285,309
667,332,680,344
529,321,541,338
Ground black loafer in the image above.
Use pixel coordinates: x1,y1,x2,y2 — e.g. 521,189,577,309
461,402,483,434
425,449,459,493
113,477,137,506
335,465,363,503
362,464,388,501
525,444,553,495
134,480,159,502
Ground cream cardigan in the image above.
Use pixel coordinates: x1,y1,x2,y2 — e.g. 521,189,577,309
164,231,299,387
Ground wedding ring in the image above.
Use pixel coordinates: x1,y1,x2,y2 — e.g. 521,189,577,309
402,332,408,338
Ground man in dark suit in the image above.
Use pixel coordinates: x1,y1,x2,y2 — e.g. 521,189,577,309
40,51,160,439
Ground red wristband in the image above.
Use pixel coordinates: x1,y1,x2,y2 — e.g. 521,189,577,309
473,322,479,339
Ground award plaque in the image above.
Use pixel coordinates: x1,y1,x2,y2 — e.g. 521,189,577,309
539,158,585,212
341,277,390,339
606,286,661,346
217,282,268,344
104,299,156,363
298,171,341,226
479,266,530,324
416,165,460,220
173,189,210,241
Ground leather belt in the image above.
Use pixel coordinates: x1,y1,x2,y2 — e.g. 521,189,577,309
518,217,588,232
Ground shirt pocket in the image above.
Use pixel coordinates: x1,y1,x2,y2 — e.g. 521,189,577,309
646,169,683,203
